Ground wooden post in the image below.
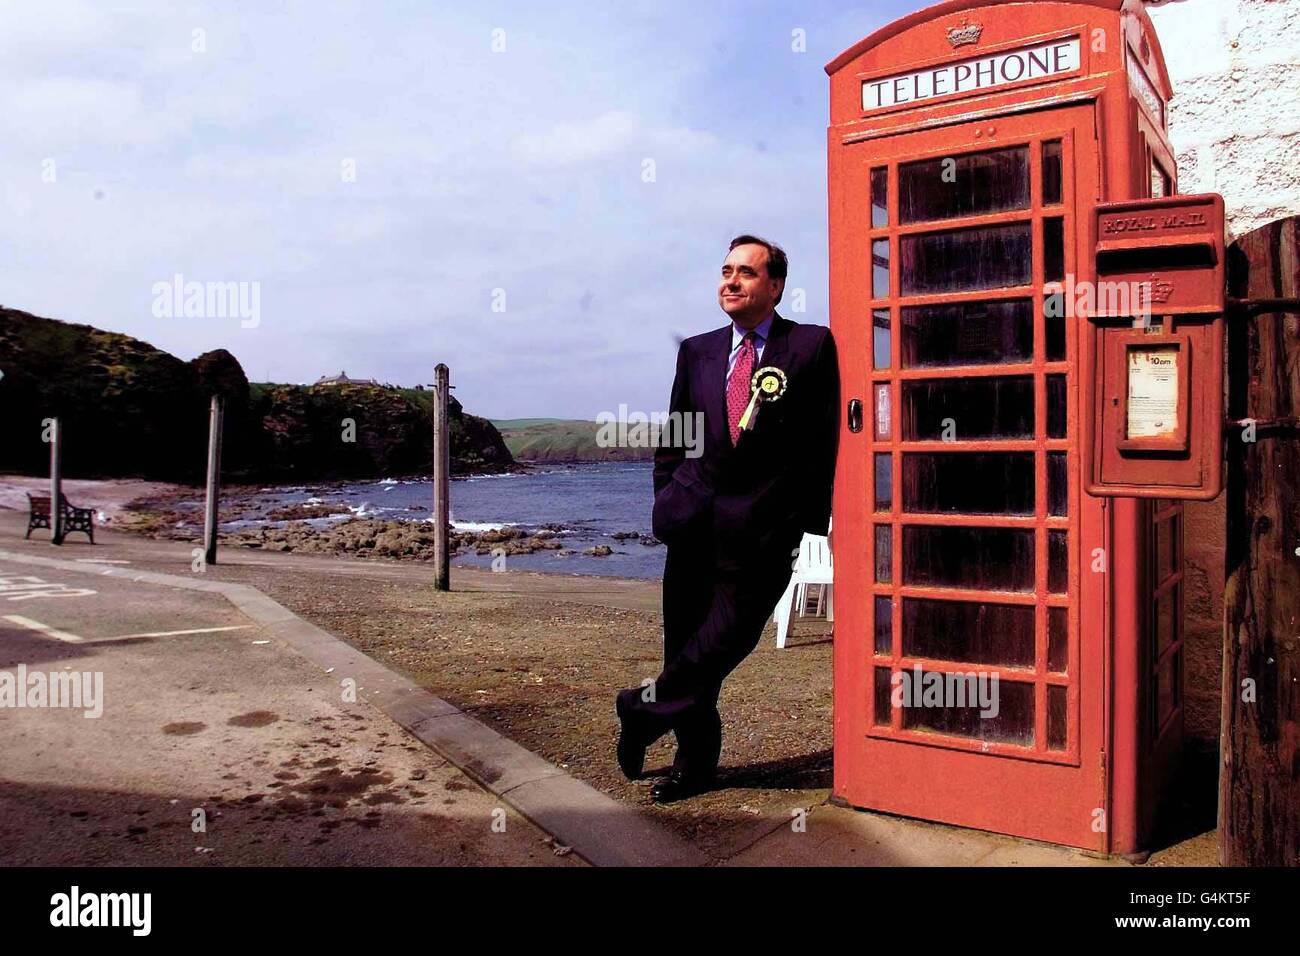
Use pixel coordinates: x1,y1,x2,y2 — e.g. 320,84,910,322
203,395,224,566
49,416,63,545
432,364,450,591
1221,216,1300,866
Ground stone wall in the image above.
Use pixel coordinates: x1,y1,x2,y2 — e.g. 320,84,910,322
1147,0,1300,239
1145,0,1300,740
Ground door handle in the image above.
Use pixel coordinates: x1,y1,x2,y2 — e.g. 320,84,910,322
848,398,863,433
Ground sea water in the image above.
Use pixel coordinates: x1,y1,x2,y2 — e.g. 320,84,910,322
229,460,663,580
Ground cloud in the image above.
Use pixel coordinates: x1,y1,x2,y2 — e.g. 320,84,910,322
0,78,177,149
510,110,643,165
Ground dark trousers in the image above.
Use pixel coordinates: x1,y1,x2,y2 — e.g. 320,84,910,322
618,537,795,780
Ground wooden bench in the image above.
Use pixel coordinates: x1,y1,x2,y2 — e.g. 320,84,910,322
26,493,96,543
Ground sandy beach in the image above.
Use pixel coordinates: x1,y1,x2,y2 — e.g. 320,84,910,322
0,475,188,522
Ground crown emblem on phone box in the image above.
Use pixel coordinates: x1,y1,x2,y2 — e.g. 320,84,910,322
947,19,983,48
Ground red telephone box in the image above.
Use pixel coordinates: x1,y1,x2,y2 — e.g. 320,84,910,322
827,0,1199,853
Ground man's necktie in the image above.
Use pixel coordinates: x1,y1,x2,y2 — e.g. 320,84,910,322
726,332,757,445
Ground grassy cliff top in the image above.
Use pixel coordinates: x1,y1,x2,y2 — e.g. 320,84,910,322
492,418,653,463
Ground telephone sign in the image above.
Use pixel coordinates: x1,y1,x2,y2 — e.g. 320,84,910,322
862,36,1082,112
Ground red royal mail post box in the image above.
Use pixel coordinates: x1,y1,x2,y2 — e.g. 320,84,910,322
1085,192,1226,499
826,0,1207,853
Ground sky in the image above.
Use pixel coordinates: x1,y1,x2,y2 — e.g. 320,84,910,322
1,0,919,419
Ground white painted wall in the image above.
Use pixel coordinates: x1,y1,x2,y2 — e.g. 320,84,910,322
1146,0,1300,238
1142,1,1298,744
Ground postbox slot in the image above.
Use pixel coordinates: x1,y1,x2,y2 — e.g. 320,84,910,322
1095,240,1217,272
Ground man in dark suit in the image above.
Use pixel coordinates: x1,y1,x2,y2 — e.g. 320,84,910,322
615,234,840,803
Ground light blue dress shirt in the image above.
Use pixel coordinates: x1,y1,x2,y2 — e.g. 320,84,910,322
726,312,774,382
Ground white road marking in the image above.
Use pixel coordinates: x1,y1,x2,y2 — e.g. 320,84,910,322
73,559,132,565
103,625,252,640
2,616,250,644
0,574,97,601
2,587,98,600
2,614,84,643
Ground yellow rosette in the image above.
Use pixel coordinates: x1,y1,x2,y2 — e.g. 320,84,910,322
737,366,788,432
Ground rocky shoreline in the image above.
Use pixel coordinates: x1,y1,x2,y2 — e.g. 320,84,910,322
116,484,661,562
215,518,661,561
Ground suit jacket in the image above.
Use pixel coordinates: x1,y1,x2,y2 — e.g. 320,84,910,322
651,313,840,565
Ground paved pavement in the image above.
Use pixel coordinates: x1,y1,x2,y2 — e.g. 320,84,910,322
0,551,578,866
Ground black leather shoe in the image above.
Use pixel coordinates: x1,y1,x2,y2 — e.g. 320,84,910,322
650,770,714,804
615,693,647,780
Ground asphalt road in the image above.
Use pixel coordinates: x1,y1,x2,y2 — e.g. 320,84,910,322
0,554,577,866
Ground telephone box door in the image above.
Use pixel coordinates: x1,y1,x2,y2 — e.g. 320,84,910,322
832,105,1107,850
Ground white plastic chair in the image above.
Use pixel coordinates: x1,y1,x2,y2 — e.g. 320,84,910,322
773,523,833,648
